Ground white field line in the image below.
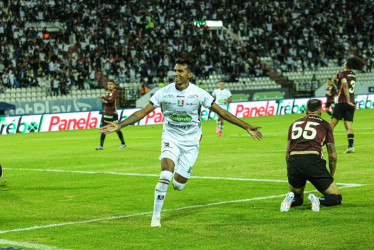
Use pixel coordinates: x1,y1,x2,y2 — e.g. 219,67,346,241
0,239,68,250
0,183,364,236
4,168,366,187
0,192,308,235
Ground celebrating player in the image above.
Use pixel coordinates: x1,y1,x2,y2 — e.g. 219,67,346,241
280,99,342,212
96,81,126,150
330,56,366,153
100,59,263,227
212,81,232,137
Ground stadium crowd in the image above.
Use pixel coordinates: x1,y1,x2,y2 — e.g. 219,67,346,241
0,0,373,95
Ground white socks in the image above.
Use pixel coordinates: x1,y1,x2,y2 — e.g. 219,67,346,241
152,170,173,220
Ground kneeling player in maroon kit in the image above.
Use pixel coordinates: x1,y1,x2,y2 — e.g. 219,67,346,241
280,99,342,212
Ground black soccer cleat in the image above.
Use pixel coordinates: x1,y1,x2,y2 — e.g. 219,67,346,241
0,164,3,180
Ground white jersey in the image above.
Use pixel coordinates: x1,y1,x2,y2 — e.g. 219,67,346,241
212,88,232,110
149,83,214,146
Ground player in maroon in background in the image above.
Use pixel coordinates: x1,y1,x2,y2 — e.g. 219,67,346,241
330,57,366,153
325,78,337,116
280,99,342,212
96,81,126,150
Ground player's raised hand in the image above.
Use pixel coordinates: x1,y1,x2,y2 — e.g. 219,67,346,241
99,121,120,134
247,125,263,141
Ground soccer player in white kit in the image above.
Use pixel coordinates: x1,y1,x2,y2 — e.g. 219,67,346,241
100,59,263,228
212,81,232,137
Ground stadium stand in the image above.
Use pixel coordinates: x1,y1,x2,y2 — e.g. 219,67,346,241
0,0,373,107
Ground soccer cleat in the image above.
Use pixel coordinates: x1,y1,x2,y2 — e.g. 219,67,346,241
308,194,320,212
218,132,222,137
151,218,161,228
119,144,127,149
280,192,295,212
0,164,3,180
216,127,220,134
95,146,103,150
344,147,355,153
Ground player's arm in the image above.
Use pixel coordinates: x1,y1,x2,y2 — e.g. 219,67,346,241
285,140,291,163
99,103,156,134
209,103,262,141
326,142,337,177
225,96,232,103
341,78,355,108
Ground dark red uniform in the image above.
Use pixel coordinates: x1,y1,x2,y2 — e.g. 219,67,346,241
287,115,335,192
336,71,356,104
288,115,334,155
102,89,118,116
332,71,356,121
325,85,337,103
100,89,119,126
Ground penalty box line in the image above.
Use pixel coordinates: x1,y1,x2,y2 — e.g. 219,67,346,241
3,168,366,187
0,184,364,235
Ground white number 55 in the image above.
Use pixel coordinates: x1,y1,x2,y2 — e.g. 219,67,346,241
291,121,320,140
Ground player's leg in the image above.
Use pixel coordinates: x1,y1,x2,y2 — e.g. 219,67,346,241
217,115,223,137
113,114,126,148
152,158,175,227
281,156,306,212
216,115,221,134
325,102,332,116
96,116,106,150
96,134,105,150
116,130,126,148
329,118,339,130
172,144,199,191
281,184,305,212
152,141,180,227
319,181,342,206
308,155,341,208
330,103,344,130
344,120,354,153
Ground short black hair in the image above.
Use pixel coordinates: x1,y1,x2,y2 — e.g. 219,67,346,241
175,58,194,73
307,99,322,112
346,56,366,71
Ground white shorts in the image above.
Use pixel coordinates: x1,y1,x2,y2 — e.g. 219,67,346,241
159,140,199,179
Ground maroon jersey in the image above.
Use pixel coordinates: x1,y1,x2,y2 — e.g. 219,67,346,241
325,85,337,103
288,115,334,155
336,71,356,103
102,89,118,115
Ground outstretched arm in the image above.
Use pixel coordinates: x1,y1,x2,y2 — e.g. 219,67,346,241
99,103,156,134
326,143,337,177
210,103,263,141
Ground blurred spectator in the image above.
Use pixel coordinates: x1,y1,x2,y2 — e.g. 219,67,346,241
0,0,372,96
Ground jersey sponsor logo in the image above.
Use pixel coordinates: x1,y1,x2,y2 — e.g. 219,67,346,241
167,122,192,129
169,114,192,122
163,94,174,99
187,94,199,98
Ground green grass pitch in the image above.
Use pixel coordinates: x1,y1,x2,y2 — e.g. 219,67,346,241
0,109,373,249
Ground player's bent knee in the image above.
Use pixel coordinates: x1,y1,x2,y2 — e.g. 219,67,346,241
173,179,186,191
319,194,342,206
